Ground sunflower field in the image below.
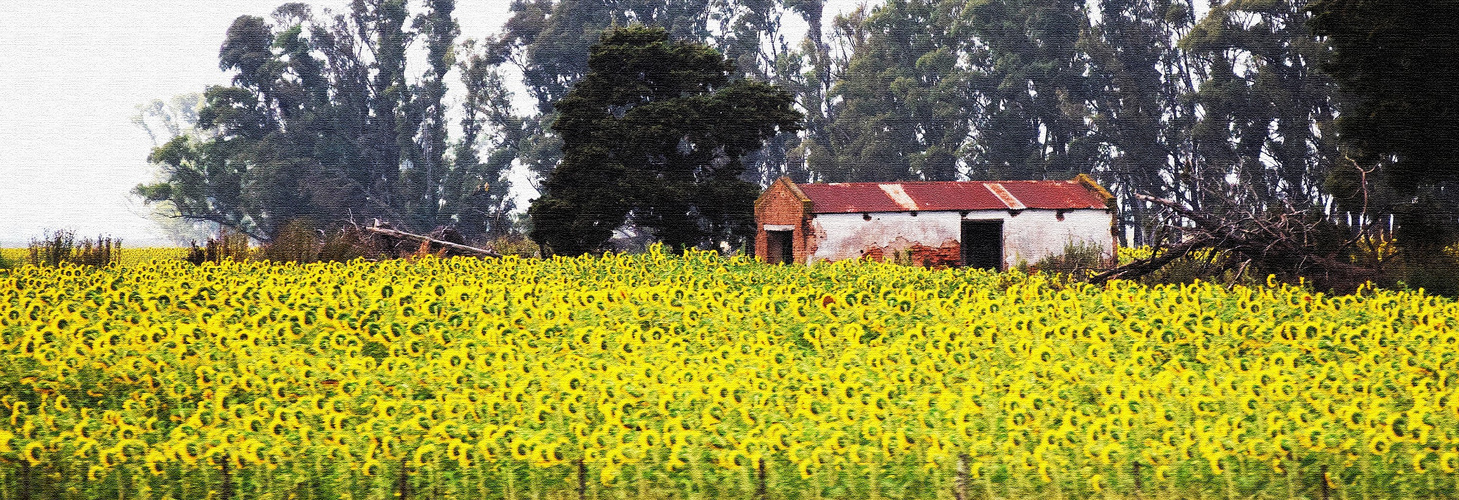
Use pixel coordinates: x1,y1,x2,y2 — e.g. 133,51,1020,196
1,246,1457,499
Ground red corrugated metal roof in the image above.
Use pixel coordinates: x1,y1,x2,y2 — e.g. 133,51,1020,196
795,178,1110,214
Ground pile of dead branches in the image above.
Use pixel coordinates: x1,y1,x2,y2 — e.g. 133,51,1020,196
186,221,500,265
1092,193,1379,293
359,221,500,259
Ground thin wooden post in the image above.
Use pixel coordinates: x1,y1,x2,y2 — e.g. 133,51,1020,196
757,457,768,500
1320,464,1330,500
576,459,587,500
954,453,969,500
1132,461,1143,496
18,461,32,500
220,456,234,500
396,456,410,500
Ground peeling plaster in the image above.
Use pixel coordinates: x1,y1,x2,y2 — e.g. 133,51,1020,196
806,209,1114,268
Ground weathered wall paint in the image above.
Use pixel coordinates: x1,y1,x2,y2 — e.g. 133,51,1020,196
809,212,960,264
998,209,1115,268
806,209,1115,268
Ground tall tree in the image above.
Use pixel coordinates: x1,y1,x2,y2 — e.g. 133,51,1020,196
1084,0,1202,246
528,26,802,255
400,0,458,230
965,0,1097,181
137,2,510,241
360,0,413,217
1182,0,1340,211
453,39,522,237
1309,0,1459,247
822,0,974,182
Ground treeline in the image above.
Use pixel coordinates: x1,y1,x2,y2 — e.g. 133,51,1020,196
136,0,1456,251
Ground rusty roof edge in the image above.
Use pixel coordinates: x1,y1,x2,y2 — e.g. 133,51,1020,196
754,176,812,213
1074,174,1117,209
784,177,812,203
783,178,815,213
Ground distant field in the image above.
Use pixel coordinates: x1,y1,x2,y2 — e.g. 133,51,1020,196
0,247,187,267
1,247,1457,499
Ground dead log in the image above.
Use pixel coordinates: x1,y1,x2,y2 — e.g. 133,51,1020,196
363,226,500,258
1091,235,1209,283
1092,193,1379,292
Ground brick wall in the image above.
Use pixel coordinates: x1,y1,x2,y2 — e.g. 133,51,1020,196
753,179,809,264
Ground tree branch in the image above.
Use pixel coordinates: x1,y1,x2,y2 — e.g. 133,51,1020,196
363,225,500,258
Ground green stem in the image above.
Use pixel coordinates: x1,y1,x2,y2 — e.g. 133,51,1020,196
1360,454,1371,500
506,460,517,500
1222,458,1236,500
531,464,543,500
1285,459,1296,500
983,461,997,500
639,463,650,500
690,452,706,500
478,459,488,499
869,461,880,500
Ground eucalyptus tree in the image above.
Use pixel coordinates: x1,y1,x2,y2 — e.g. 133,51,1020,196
1180,0,1340,211
822,0,974,182
1310,0,1459,248
136,1,510,241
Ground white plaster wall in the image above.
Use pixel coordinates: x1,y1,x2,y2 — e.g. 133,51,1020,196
808,212,961,263
996,209,1115,268
805,209,1115,267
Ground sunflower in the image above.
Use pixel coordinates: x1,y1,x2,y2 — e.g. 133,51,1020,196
1440,452,1459,474
23,441,46,465
145,450,169,476
1368,434,1391,455
412,444,438,467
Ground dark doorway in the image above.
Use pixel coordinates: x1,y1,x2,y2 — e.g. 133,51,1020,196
961,220,1003,270
766,230,794,264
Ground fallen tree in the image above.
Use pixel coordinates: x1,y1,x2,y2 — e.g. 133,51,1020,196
1092,193,1379,293
363,224,501,258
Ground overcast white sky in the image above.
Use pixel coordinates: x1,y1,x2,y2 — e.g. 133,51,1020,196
0,1,869,247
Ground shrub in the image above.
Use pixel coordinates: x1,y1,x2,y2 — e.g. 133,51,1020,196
256,218,323,263
317,226,383,262
1384,247,1459,297
481,234,541,258
1022,241,1107,280
185,227,251,264
26,229,122,267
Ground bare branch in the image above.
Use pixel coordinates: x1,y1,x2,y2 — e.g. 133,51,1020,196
363,224,500,258
1092,189,1379,292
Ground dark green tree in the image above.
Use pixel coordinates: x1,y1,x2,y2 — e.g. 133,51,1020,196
136,2,512,242
399,0,459,231
965,0,1097,181
1182,0,1340,210
822,0,973,182
485,0,832,190
1309,0,1459,248
528,26,802,255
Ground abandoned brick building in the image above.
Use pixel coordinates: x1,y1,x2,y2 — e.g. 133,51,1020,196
753,175,1117,269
